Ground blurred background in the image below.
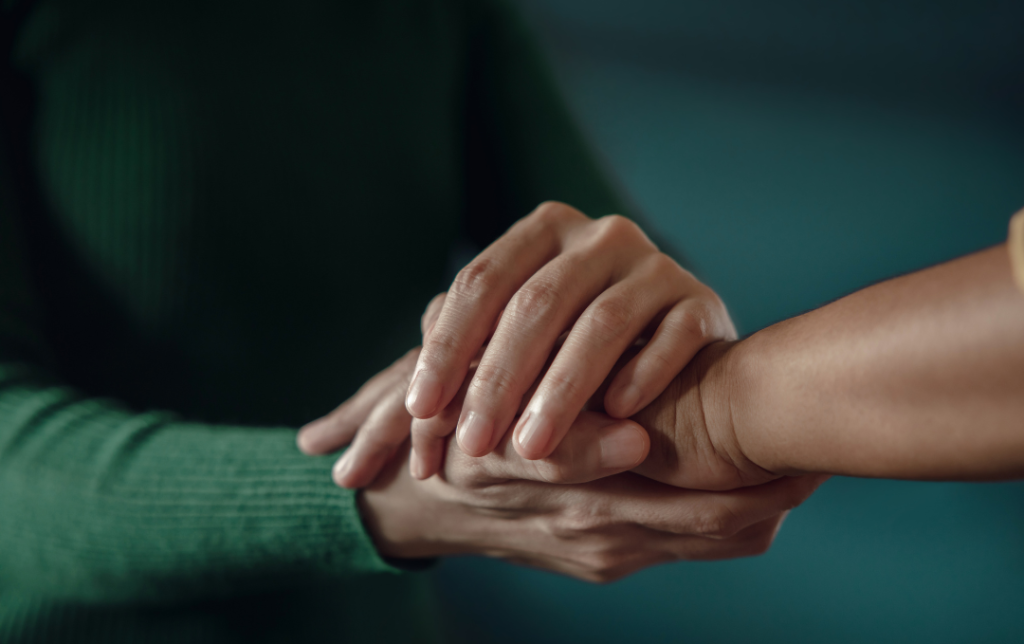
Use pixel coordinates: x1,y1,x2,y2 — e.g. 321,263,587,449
435,1,1024,642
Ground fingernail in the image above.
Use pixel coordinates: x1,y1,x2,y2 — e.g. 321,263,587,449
615,384,641,417
598,424,647,470
515,409,552,458
333,451,355,487
406,369,441,417
456,411,493,456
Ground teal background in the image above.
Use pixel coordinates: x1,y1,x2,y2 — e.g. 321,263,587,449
435,2,1024,642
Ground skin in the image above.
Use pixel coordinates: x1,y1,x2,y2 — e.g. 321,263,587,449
298,212,1023,579
401,201,735,480
301,237,1024,490
298,337,827,577
631,243,1024,488
355,430,825,579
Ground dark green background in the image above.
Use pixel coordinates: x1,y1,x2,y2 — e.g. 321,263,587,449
435,2,1024,642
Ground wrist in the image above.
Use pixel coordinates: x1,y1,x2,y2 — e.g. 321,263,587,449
632,340,778,490
357,455,504,561
356,459,454,560
724,327,803,477
696,340,775,481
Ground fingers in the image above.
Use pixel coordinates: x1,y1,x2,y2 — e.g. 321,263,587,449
409,345,548,481
487,474,825,577
406,202,587,420
604,290,737,418
668,474,828,538
603,473,828,537
507,255,689,460
454,250,621,457
409,399,462,480
446,411,650,486
332,375,418,489
420,292,447,341
454,215,660,458
297,349,418,455
409,364,473,479
662,516,785,562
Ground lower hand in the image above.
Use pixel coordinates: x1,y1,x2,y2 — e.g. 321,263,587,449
359,430,827,581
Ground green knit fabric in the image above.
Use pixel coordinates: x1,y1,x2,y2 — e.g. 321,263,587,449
0,0,625,641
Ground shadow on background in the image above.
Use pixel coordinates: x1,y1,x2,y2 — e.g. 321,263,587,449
435,2,1024,642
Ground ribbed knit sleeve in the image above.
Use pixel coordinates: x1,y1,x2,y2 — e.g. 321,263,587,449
0,150,399,605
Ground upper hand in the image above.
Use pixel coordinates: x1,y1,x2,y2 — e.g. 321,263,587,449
405,201,736,479
296,338,769,493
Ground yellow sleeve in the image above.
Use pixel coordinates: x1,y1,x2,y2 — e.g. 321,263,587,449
1010,209,1024,296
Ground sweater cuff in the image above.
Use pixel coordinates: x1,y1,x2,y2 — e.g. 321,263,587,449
252,442,415,579
329,472,414,576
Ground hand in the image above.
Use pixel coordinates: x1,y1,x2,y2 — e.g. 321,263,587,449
359,429,827,582
628,340,777,491
406,201,737,479
294,295,460,488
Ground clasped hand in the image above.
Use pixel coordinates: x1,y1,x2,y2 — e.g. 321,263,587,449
297,202,825,580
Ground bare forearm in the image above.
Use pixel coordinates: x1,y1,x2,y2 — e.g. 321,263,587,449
731,243,1024,480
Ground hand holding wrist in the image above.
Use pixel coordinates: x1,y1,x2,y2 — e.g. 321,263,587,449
630,340,779,490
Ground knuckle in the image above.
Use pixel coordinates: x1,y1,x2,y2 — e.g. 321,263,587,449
468,361,523,399
549,507,600,539
533,460,575,485
451,258,500,300
508,279,561,323
444,452,493,490
672,303,714,345
584,297,636,342
410,418,431,441
646,251,684,277
695,506,742,539
421,327,460,366
531,201,579,227
543,516,575,541
539,368,586,402
581,549,629,582
593,214,645,247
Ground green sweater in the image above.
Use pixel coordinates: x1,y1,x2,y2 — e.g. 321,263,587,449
0,0,625,641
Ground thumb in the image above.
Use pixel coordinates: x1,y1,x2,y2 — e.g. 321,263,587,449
448,411,650,486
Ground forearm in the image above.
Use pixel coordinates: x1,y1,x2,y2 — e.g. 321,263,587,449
731,243,1024,480
0,363,397,603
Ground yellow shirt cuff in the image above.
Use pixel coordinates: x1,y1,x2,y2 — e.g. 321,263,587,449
1011,209,1024,296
